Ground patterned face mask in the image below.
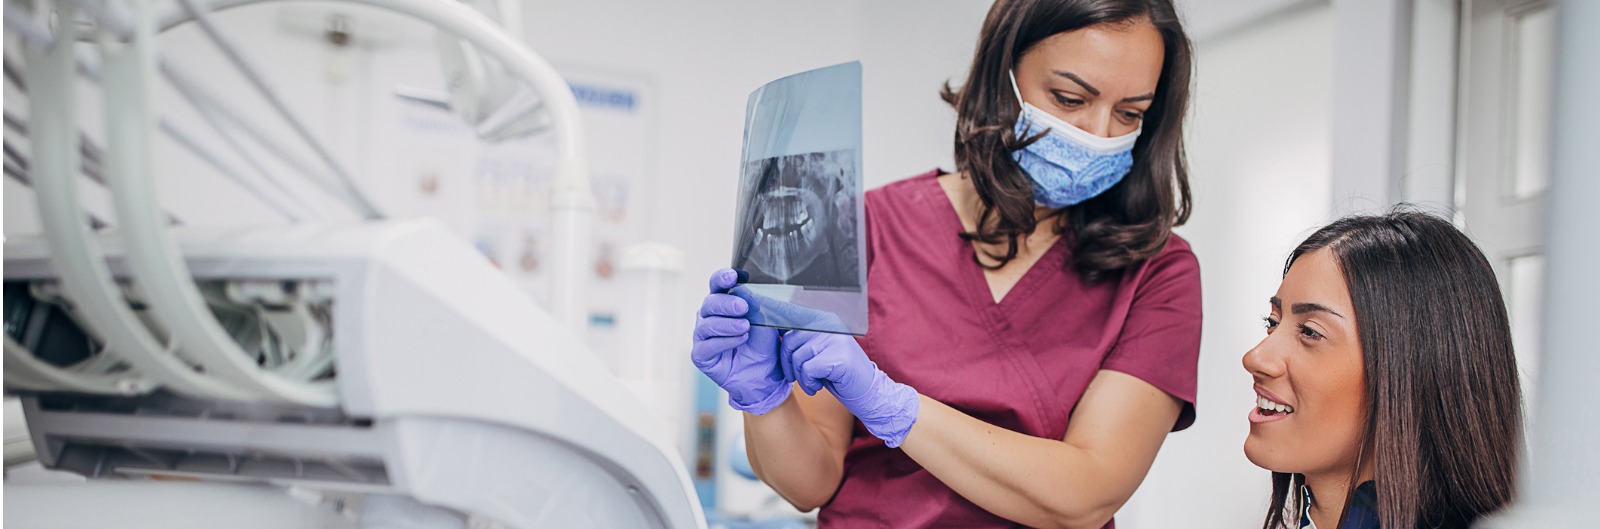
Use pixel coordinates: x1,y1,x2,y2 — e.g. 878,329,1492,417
1008,70,1141,209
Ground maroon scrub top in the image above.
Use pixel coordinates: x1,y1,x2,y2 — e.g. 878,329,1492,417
819,171,1201,528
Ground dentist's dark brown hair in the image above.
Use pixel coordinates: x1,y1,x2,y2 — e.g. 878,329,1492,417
1263,208,1522,529
941,0,1192,282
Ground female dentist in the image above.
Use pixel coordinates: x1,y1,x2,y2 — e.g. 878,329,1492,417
692,1,1200,527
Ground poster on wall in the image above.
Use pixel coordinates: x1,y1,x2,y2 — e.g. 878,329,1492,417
384,67,656,355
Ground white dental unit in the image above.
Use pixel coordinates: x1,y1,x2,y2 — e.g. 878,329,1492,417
1,1,705,527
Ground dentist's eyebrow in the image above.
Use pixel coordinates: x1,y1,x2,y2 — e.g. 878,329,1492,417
1052,70,1157,102
1291,302,1345,319
1052,70,1100,96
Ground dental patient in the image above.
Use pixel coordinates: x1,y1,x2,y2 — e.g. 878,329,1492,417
1243,210,1522,529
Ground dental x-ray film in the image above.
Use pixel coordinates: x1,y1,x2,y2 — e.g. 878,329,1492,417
730,61,867,336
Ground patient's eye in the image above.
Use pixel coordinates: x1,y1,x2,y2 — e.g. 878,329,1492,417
1262,316,1279,334
1297,324,1324,341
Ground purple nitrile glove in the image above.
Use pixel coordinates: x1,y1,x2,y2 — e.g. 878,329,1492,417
783,330,920,448
691,268,791,415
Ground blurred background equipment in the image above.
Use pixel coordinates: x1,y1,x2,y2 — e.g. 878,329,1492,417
2,0,700,527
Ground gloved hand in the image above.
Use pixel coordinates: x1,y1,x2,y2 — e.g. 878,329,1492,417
783,330,920,448
691,268,791,415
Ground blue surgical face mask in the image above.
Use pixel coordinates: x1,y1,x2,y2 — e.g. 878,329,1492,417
1009,70,1141,209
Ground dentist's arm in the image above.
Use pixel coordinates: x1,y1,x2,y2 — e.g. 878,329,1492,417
691,269,855,511
742,382,856,511
903,370,1180,529
784,332,1181,529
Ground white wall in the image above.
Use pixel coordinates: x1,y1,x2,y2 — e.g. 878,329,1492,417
856,2,992,187
1119,4,1335,528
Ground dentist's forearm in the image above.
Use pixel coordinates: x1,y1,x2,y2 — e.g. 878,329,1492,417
898,371,1181,529
743,392,846,511
899,396,1121,529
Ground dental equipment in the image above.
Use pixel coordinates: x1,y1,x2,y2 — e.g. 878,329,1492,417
2,0,698,527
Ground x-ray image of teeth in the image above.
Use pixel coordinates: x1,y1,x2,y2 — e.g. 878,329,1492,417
733,149,860,289
732,61,866,335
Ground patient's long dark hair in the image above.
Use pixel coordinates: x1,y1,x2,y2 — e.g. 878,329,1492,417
1263,209,1522,529
942,0,1192,282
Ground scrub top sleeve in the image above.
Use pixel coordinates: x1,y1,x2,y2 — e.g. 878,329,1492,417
1099,242,1203,431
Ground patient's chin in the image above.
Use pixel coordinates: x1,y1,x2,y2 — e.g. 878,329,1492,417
1243,434,1294,474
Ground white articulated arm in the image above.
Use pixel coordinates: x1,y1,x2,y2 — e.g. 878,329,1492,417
24,1,256,402
91,0,338,406
22,0,592,400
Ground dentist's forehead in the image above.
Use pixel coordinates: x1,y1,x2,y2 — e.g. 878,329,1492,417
1020,20,1163,98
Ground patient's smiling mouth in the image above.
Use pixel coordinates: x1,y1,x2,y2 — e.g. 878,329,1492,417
1249,386,1294,423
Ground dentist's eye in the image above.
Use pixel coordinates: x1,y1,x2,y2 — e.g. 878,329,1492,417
1262,316,1279,334
1051,92,1085,107
1120,110,1144,122
1297,324,1324,341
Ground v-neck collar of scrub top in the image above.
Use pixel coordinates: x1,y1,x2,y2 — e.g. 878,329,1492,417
928,174,1070,311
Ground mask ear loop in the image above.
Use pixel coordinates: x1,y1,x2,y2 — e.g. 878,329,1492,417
1007,70,1026,108
1008,69,1035,140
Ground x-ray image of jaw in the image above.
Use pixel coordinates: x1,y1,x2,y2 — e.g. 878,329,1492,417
733,149,862,290
752,169,823,282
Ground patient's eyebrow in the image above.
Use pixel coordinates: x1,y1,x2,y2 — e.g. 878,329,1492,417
1291,302,1345,319
1269,296,1281,310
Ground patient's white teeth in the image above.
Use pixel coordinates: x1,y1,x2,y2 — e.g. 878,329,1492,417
1255,395,1295,414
